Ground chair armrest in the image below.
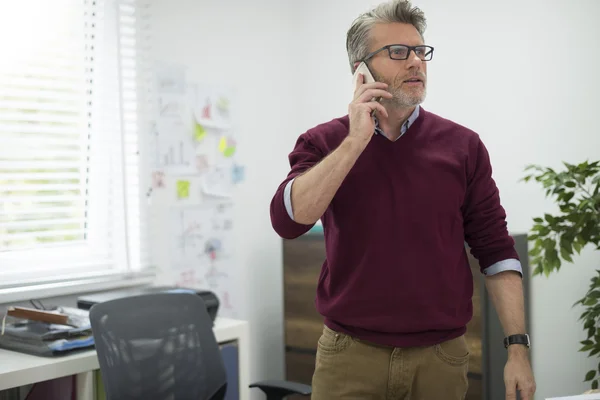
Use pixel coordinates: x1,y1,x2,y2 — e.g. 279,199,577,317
249,380,311,399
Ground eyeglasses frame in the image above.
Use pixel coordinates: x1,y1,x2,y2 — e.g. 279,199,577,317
361,44,435,63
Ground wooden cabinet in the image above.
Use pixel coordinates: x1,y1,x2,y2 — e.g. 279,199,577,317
283,235,325,387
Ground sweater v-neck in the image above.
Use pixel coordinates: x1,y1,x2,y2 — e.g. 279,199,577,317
371,107,428,151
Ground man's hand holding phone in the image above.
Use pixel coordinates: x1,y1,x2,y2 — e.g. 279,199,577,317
285,69,392,225
347,72,392,148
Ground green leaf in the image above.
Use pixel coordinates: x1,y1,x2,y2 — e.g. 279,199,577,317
551,255,562,271
586,370,597,381
585,319,596,329
566,181,577,188
561,247,574,263
544,238,556,250
564,192,576,202
593,380,599,390
585,297,599,307
582,340,594,346
533,217,543,223
530,246,542,257
581,344,595,352
539,226,551,236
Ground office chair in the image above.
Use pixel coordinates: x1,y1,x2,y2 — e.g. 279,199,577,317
89,292,311,400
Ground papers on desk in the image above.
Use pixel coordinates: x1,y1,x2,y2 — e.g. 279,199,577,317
0,306,94,357
546,394,600,399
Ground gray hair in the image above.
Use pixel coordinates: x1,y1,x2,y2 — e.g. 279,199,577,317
346,0,427,72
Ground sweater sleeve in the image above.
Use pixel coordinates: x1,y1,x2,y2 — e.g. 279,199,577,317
463,137,520,273
270,134,324,239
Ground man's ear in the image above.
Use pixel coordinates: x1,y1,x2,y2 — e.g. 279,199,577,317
353,61,361,72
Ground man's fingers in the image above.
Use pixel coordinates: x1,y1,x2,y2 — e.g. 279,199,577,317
505,380,517,400
372,102,388,119
518,380,536,400
519,387,534,400
357,89,392,104
353,82,388,100
350,101,388,120
354,73,364,91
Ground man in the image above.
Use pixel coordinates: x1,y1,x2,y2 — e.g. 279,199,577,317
269,0,536,399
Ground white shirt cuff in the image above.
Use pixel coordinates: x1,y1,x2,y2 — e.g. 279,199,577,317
283,178,295,221
483,258,523,276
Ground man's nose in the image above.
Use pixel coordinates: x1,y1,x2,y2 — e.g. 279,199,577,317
406,49,422,69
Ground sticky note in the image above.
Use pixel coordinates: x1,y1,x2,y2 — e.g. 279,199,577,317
218,136,236,158
194,121,206,141
232,164,245,184
216,97,230,117
176,180,190,199
216,97,229,112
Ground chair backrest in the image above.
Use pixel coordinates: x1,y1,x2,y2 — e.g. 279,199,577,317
89,292,227,400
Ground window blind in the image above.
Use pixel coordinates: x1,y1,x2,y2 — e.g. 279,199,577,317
117,0,153,273
0,0,152,287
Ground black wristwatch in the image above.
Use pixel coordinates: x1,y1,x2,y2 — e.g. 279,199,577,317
504,334,530,349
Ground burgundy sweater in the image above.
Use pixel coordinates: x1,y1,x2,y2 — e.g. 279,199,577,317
270,107,519,347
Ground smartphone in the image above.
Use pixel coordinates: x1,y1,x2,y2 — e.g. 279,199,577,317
352,61,381,110
352,61,376,88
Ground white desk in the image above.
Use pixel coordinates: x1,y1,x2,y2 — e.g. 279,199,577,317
0,317,250,400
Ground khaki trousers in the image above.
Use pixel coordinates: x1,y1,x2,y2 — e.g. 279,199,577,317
311,325,469,400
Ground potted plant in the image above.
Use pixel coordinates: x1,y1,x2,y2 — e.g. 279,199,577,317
522,160,600,389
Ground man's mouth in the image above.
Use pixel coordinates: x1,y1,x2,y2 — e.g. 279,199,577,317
404,78,423,83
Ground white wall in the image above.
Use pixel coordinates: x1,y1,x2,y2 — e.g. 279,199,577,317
150,0,301,393
293,0,600,398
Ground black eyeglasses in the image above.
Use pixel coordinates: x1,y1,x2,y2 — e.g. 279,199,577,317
362,44,435,62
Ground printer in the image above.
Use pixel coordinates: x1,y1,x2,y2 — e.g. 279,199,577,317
76,286,220,322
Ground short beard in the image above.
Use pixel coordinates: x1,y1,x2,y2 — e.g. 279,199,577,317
373,69,426,109
388,86,426,108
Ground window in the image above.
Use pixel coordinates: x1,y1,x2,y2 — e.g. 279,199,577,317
0,0,152,289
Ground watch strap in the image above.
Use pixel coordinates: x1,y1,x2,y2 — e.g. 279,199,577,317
503,334,530,348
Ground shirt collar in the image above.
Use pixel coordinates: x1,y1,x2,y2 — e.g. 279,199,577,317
374,105,420,141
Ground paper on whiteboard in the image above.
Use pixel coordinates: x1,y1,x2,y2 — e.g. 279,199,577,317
190,83,234,134
201,163,233,198
150,63,197,173
169,203,238,317
169,203,234,275
153,91,196,173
